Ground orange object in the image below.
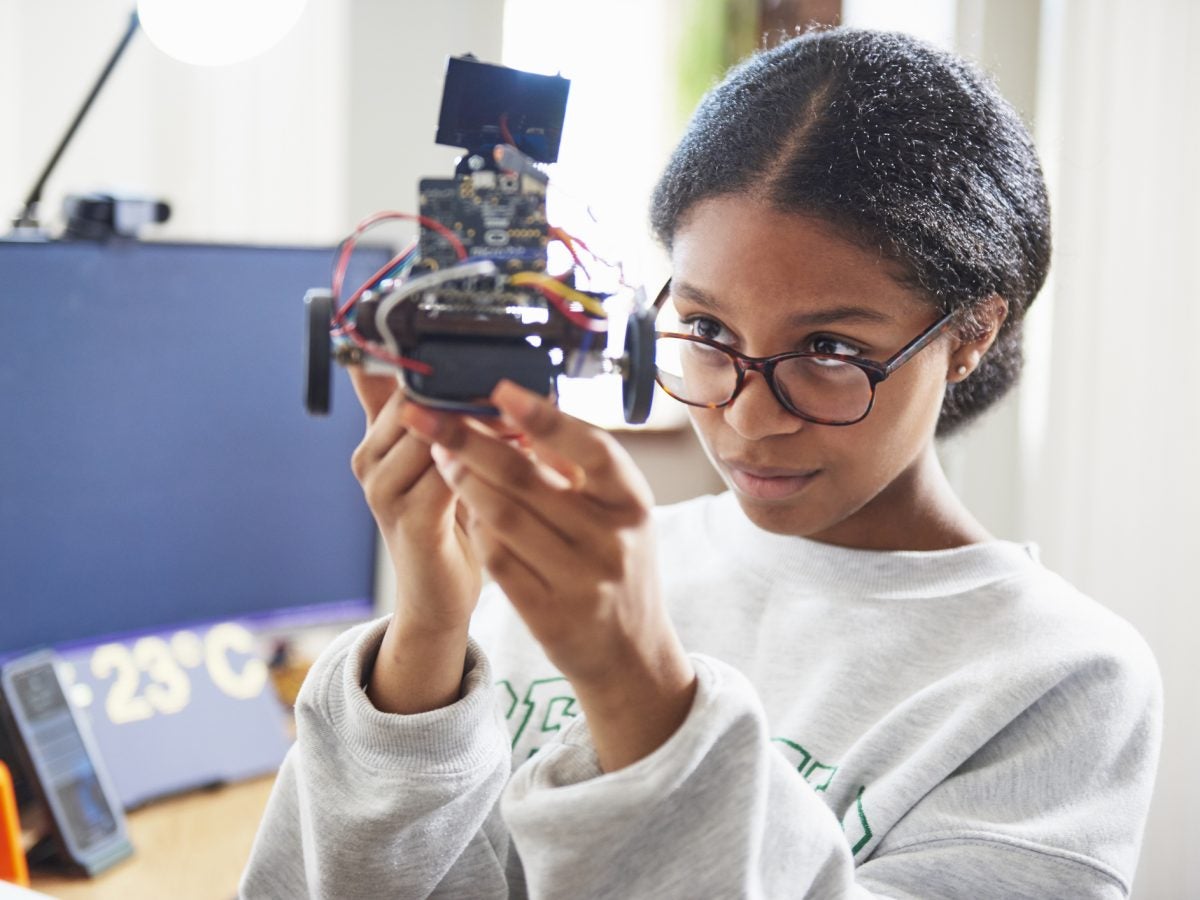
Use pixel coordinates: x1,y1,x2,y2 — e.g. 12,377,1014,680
0,760,30,886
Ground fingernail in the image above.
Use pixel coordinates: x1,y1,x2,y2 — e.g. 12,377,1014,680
493,380,535,422
400,403,442,439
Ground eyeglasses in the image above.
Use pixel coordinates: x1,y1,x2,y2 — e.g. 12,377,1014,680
652,279,957,426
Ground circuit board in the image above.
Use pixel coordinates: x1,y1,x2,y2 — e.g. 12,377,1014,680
417,171,549,274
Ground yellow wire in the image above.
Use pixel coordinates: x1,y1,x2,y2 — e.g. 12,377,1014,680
509,271,607,317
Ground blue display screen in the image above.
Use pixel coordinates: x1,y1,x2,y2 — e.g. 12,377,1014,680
0,240,387,654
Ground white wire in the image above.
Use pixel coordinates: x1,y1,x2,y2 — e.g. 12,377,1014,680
374,260,500,358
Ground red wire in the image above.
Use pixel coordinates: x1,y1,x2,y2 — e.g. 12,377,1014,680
332,211,467,306
557,230,625,284
334,238,419,324
339,323,433,375
328,213,468,375
499,113,517,148
547,226,589,279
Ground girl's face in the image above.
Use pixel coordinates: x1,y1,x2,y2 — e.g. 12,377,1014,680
669,195,961,548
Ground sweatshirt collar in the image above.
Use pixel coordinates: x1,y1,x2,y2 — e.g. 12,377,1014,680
703,491,1040,600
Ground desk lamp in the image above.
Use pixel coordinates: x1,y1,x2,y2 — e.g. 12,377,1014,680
9,0,307,237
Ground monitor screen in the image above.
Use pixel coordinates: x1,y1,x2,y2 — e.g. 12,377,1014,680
0,239,388,655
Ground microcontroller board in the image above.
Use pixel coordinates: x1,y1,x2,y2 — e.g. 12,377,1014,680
416,170,549,274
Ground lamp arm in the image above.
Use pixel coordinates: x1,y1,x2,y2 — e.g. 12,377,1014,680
13,10,141,230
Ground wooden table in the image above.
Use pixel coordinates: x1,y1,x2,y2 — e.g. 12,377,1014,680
28,774,276,900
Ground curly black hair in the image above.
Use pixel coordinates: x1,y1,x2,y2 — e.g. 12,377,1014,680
649,28,1051,436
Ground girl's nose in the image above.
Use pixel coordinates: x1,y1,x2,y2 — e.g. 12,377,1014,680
721,370,804,441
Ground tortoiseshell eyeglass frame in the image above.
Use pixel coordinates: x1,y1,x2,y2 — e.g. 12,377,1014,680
650,279,958,426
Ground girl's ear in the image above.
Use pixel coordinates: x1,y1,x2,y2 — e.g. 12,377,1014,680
948,294,1008,382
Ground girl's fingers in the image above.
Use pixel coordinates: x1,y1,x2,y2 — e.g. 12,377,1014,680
460,514,550,609
433,443,571,582
436,444,627,613
352,390,408,466
490,381,653,511
352,391,451,509
347,365,401,425
383,454,453,513
357,445,443,515
414,414,593,547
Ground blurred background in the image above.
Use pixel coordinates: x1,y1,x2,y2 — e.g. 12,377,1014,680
1,1,1195,896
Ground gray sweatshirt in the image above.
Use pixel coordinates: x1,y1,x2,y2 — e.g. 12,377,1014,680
241,492,1161,899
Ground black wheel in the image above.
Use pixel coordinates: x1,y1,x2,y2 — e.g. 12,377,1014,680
622,306,656,425
304,289,335,415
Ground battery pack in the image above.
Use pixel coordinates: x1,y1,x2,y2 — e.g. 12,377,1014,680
405,338,556,403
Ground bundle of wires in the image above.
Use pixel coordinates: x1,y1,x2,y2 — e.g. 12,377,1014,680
329,210,614,378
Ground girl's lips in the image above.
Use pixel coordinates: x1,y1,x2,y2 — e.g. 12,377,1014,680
724,463,821,501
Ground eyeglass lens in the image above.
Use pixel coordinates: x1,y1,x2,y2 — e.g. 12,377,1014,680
655,335,874,423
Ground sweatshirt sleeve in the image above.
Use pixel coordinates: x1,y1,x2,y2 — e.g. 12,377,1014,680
239,616,513,900
501,652,1157,900
501,655,872,899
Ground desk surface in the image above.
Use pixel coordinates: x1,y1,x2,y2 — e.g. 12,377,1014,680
28,774,276,900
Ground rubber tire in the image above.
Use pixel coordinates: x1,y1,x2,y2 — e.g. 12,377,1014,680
304,289,335,415
622,307,656,425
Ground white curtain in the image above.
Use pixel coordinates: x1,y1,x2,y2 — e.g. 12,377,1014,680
1029,1,1200,896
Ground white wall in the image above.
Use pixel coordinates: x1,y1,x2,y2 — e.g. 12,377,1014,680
345,0,506,240
1029,3,1200,896
1,0,350,244
0,3,21,206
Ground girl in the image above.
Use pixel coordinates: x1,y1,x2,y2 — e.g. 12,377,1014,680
243,27,1160,899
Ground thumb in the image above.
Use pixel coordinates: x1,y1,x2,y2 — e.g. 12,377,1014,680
347,365,402,424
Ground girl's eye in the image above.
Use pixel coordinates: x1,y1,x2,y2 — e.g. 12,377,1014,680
810,336,862,357
685,316,732,343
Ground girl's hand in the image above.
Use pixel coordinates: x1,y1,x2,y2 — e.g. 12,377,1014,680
400,380,697,771
346,368,483,714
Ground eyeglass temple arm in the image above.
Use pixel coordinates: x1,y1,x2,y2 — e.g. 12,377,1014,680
653,278,672,313
882,311,958,374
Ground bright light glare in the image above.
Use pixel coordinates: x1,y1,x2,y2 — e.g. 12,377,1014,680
136,0,307,66
501,0,672,289
503,1,687,430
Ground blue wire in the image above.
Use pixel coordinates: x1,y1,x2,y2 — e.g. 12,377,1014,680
570,330,594,377
366,250,419,291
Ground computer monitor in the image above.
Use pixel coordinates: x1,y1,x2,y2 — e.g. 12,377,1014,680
0,239,389,656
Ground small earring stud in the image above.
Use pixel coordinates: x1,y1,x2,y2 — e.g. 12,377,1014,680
956,365,968,376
